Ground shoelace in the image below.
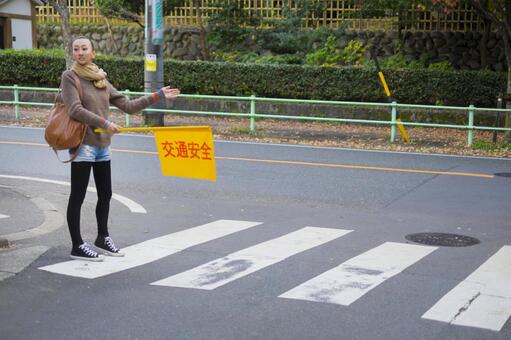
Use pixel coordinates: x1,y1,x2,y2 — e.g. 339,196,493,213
104,237,119,252
79,243,98,257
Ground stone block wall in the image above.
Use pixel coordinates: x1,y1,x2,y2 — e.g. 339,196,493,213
37,24,204,60
37,24,506,71
346,30,506,71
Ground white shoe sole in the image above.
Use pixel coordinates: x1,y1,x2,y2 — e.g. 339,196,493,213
70,254,104,262
96,248,125,257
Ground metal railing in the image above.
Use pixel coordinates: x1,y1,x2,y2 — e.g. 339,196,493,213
1,84,510,146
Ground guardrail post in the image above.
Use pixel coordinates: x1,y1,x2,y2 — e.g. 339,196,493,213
13,85,20,120
250,95,256,132
467,105,474,146
124,90,131,127
390,101,397,143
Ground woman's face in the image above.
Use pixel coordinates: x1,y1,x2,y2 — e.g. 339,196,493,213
72,38,95,65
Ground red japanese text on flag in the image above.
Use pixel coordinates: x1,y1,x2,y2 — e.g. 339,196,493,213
153,126,216,181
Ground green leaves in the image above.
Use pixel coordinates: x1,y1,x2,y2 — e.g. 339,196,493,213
306,37,366,67
0,49,505,107
96,0,186,23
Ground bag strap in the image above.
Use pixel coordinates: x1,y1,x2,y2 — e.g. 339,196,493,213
52,128,87,163
53,71,87,163
55,71,83,103
70,71,84,99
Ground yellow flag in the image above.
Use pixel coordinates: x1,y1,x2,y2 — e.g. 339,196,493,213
153,126,216,181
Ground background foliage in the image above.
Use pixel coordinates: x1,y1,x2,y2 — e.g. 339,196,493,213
0,49,505,107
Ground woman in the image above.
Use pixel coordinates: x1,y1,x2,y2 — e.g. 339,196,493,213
61,36,180,261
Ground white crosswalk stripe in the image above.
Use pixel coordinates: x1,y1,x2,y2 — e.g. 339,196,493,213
279,242,437,305
151,227,352,290
36,218,511,332
422,245,511,332
0,213,9,219
38,219,262,279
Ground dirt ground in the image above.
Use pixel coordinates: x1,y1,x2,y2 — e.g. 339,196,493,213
1,105,510,158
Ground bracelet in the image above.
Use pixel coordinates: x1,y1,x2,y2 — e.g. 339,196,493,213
157,89,165,100
103,120,111,129
150,90,164,103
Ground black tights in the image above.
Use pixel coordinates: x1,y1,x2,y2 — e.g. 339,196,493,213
67,161,112,247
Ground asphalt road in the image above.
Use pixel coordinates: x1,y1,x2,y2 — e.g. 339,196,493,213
0,125,510,340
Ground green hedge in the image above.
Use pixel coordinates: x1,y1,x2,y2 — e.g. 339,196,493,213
0,49,506,107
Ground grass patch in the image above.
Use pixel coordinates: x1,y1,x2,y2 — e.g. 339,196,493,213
471,140,511,151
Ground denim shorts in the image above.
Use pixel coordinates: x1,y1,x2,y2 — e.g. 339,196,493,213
70,144,111,162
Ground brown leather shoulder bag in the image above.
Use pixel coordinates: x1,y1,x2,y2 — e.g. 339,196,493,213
44,71,87,163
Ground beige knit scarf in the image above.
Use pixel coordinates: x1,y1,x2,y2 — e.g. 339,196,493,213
71,62,107,89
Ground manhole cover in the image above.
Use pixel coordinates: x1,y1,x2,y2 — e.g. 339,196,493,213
405,232,480,247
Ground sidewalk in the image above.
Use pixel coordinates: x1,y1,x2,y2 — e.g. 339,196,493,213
0,183,53,248
0,181,66,281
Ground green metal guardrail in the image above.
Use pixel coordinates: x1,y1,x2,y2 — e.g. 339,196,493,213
1,85,510,146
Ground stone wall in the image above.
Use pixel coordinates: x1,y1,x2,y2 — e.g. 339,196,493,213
37,24,506,71
37,24,204,60
345,30,506,71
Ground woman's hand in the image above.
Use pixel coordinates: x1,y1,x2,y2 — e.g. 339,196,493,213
106,121,121,134
160,86,180,100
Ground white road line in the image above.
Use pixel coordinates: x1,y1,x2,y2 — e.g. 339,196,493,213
38,220,262,279
151,227,352,290
279,242,437,306
0,214,9,219
422,245,511,332
0,174,146,213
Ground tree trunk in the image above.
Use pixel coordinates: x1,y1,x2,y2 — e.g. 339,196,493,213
61,9,72,68
397,10,403,41
194,0,209,60
104,17,119,52
480,19,491,69
48,0,73,69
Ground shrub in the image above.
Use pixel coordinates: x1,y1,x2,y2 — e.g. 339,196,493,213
0,49,505,107
340,40,366,66
211,51,304,64
306,36,343,66
0,48,66,87
206,1,259,51
306,37,366,67
428,61,453,71
367,54,453,71
367,54,423,69
252,54,304,65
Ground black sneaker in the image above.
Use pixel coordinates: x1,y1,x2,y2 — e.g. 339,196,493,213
94,236,124,257
70,243,104,262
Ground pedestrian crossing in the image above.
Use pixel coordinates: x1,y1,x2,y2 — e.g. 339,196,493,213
151,227,351,289
39,219,262,279
422,245,511,332
38,219,511,332
279,242,437,306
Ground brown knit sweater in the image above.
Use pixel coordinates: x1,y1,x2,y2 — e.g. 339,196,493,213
61,70,162,148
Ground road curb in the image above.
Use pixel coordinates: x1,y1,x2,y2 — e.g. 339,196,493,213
0,196,64,242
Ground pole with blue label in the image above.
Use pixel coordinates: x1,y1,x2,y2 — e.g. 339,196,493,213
144,0,165,127
152,0,164,45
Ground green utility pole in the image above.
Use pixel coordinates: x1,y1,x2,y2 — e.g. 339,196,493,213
144,0,165,126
